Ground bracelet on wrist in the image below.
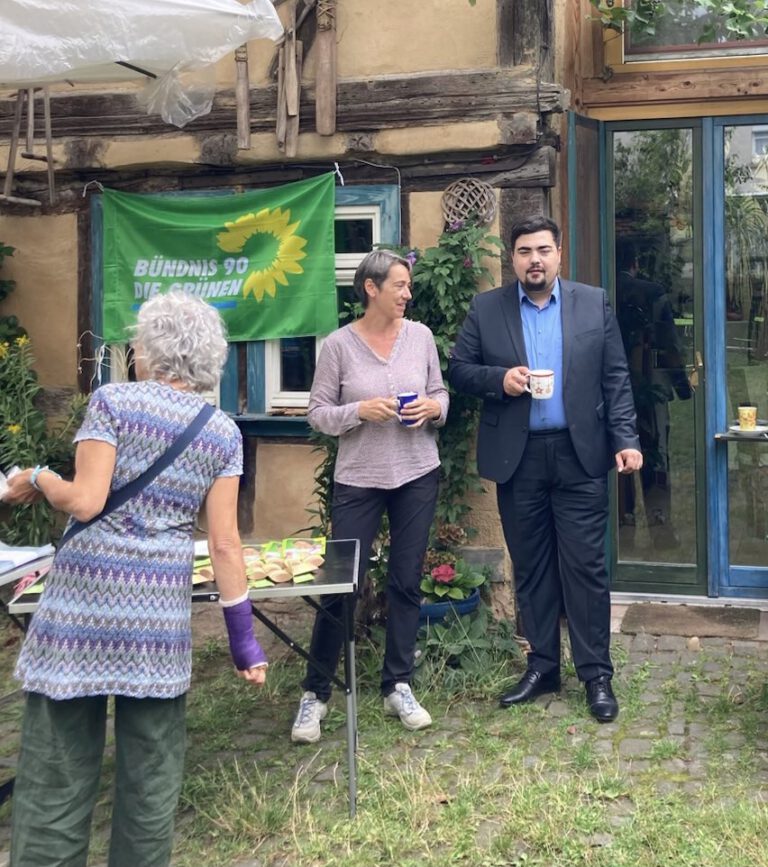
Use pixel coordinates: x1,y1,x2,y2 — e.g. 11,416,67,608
30,465,62,492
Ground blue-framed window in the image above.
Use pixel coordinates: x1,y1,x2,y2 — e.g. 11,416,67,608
90,183,400,432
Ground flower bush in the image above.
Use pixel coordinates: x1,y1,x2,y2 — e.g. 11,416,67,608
419,557,486,603
0,336,87,545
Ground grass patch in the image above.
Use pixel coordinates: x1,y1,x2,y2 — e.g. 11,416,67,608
1,619,768,866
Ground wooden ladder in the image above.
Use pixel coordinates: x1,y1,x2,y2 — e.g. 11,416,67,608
0,87,56,207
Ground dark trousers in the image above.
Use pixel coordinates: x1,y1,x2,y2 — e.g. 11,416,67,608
496,431,613,683
11,692,187,867
303,467,439,700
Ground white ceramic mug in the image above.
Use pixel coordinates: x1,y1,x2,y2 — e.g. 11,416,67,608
525,369,555,400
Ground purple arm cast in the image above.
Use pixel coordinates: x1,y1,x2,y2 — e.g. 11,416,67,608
222,599,268,671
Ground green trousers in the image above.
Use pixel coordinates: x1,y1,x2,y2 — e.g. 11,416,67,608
10,691,187,867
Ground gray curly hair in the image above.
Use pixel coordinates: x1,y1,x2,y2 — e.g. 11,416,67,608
132,291,229,393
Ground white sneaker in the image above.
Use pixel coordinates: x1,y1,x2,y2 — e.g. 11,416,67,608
383,683,432,731
291,691,328,743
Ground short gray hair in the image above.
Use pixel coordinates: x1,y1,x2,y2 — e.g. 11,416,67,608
353,249,411,308
132,291,229,393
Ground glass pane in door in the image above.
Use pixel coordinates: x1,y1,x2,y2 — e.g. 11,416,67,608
723,124,768,567
612,129,697,565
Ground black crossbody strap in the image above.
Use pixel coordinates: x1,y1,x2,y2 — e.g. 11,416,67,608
59,402,215,548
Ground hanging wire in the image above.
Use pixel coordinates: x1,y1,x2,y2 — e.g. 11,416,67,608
76,329,109,389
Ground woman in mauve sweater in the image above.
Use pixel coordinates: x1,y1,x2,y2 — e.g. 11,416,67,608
291,250,449,744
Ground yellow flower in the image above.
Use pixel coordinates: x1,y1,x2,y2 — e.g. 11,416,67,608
6,424,21,435
15,335,30,346
0,342,9,359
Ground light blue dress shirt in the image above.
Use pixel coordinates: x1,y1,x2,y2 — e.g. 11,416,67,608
518,279,567,431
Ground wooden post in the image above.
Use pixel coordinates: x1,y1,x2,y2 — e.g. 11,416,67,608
2,90,24,198
276,44,287,150
235,44,251,150
43,87,55,205
284,3,299,119
315,0,337,135
285,41,303,157
25,87,34,153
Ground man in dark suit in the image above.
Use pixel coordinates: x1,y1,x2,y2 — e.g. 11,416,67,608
448,215,642,722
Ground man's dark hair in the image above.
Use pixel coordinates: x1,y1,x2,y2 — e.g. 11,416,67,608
509,216,561,252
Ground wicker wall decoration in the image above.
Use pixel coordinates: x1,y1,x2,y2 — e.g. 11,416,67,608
441,177,497,227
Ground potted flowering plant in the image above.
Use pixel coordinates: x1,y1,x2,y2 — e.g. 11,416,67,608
420,557,486,603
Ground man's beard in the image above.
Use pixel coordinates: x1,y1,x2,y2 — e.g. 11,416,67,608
523,273,548,293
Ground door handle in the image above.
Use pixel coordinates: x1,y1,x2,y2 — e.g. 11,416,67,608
688,351,703,390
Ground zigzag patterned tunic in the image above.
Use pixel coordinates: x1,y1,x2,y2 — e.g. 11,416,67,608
14,380,242,700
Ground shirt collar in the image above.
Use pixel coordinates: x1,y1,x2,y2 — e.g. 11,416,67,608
518,277,560,308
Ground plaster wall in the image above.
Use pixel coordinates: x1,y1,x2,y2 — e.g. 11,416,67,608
0,213,78,388
230,0,497,86
251,442,320,541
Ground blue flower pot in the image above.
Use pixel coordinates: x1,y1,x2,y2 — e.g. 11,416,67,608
418,587,481,624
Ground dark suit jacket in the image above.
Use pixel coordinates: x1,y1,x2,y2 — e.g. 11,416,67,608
448,279,640,483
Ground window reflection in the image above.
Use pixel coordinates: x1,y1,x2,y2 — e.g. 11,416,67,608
625,0,768,58
280,337,316,392
612,128,696,565
724,124,768,567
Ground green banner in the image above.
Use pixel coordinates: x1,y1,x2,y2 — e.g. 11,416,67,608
101,173,337,342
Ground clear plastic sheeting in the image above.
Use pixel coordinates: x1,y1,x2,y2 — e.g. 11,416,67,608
137,65,219,129
0,0,283,126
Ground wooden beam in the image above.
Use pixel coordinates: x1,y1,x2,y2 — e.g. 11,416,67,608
582,67,768,108
14,143,557,209
509,0,554,80
0,70,566,139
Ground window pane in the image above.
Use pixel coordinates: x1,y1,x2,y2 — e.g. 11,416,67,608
753,129,768,157
626,0,768,55
335,219,373,253
724,124,768,568
612,128,697,565
280,337,316,391
337,283,357,318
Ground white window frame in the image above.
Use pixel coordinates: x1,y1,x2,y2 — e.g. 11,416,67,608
264,203,382,410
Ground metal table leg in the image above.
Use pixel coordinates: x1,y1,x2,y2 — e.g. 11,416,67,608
342,593,357,818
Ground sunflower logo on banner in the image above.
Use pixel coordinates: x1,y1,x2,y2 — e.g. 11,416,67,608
101,173,336,343
216,208,307,302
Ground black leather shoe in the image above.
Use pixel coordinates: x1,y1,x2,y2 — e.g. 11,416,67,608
586,675,619,722
499,669,561,708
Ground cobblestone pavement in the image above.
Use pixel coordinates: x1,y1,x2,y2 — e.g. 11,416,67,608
0,617,767,866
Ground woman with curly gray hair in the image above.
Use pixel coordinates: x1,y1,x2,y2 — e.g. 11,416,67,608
4,291,266,867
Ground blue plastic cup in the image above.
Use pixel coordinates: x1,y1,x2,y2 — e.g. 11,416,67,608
397,391,418,425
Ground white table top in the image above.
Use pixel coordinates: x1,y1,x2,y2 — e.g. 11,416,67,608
0,556,54,590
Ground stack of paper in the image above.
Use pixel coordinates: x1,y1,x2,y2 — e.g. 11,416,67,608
0,541,55,574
